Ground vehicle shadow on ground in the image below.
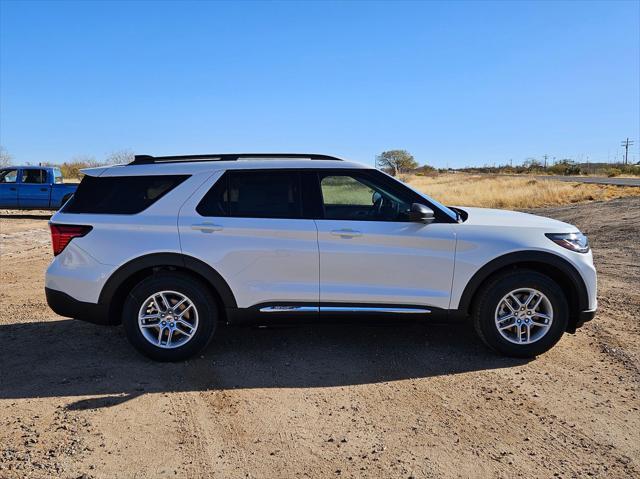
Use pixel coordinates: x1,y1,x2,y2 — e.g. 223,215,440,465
0,319,528,410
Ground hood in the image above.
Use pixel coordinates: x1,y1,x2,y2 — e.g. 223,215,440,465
458,207,577,231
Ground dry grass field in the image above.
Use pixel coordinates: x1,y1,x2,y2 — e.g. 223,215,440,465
406,173,640,209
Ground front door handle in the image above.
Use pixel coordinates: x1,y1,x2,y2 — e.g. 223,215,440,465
40,188,48,192
9,187,16,191
191,223,223,233
330,228,362,238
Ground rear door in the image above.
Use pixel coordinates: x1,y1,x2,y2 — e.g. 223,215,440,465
314,170,456,310
18,168,51,208
178,169,320,309
0,168,19,207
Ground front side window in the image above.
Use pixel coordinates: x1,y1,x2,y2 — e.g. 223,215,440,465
21,169,47,184
0,169,18,183
53,169,63,184
320,173,412,221
197,171,302,219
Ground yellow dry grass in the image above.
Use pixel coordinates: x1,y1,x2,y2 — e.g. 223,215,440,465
405,174,640,209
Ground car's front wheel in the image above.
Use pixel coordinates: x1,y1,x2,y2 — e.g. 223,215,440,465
122,272,218,361
472,270,569,358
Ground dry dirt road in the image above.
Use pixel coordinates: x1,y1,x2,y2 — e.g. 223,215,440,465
1,199,639,479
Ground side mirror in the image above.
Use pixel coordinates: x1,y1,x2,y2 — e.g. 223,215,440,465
409,203,435,223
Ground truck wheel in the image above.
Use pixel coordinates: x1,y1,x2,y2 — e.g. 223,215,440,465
472,270,568,358
122,272,218,361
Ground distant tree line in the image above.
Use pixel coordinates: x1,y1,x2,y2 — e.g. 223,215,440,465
0,147,134,178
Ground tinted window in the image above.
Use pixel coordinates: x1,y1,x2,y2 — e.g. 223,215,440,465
0,169,18,183
320,173,412,221
21,169,47,184
197,171,302,219
63,175,189,214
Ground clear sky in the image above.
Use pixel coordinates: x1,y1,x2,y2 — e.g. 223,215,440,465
1,0,638,168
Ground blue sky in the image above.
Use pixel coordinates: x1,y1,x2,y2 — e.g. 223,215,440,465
1,0,638,168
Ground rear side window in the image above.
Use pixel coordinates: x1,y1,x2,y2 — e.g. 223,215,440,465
63,175,189,214
197,171,302,219
21,169,47,184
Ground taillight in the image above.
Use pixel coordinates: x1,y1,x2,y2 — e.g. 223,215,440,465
50,224,92,256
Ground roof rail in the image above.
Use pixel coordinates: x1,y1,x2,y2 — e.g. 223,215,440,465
130,153,344,165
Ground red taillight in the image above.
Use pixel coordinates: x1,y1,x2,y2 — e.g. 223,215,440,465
50,224,92,256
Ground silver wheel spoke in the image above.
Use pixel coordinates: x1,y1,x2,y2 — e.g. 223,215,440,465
176,304,193,318
497,313,515,324
176,320,195,337
172,297,188,312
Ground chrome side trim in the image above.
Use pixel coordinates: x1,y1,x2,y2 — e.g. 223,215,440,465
259,306,320,313
321,306,431,314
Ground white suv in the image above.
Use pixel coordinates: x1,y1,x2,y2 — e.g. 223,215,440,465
45,153,597,361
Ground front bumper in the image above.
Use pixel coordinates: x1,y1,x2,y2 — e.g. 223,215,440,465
568,308,597,333
45,287,110,325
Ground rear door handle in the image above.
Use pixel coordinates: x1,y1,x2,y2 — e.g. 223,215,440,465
331,229,362,238
191,223,223,233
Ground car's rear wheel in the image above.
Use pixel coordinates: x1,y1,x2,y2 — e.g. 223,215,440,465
122,272,218,361
472,270,568,358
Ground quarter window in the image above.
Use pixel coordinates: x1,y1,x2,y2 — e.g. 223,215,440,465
63,175,189,214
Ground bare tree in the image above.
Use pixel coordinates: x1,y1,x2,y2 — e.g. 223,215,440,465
105,149,135,165
70,154,99,167
375,150,418,176
0,146,12,167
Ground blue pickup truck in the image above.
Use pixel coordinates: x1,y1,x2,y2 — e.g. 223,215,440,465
0,166,78,209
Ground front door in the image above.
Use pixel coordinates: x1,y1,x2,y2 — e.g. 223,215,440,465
315,170,456,310
178,170,320,309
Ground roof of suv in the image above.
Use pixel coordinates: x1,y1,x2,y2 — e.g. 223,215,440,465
83,153,371,177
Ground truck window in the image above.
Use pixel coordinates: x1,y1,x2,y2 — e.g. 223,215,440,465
53,169,63,184
0,169,18,183
21,169,47,184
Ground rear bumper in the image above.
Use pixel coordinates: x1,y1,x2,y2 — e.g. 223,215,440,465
45,287,109,325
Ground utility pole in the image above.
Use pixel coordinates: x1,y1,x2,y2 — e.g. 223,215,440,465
621,138,634,165
543,154,549,169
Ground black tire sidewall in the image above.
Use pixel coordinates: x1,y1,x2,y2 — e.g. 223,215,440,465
122,272,218,361
474,271,569,358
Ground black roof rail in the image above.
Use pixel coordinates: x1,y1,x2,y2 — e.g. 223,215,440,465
130,153,344,165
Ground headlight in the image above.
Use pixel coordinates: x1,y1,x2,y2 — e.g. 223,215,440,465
545,232,590,253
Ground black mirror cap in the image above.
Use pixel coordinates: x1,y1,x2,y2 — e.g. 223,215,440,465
409,203,435,223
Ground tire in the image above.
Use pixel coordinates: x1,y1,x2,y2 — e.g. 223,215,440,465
472,270,569,358
122,272,218,361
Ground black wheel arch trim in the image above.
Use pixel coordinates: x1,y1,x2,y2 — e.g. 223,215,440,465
98,252,237,323
457,250,590,318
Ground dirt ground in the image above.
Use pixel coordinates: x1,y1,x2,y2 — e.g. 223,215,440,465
0,199,638,479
